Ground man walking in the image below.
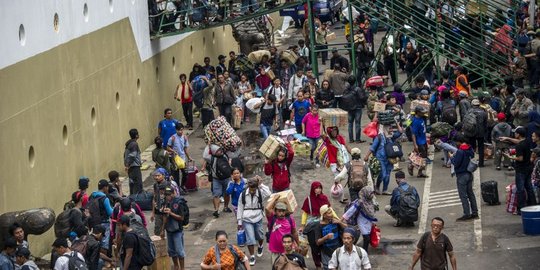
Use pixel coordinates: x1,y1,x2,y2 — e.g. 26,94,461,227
451,134,479,221
124,128,143,194
214,74,235,124
167,123,192,192
463,99,488,167
340,75,367,143
328,228,371,270
118,216,142,270
408,106,429,177
410,217,457,270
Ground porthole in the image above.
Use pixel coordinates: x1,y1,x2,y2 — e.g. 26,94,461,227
19,24,26,46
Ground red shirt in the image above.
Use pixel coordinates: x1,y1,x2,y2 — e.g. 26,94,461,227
264,144,294,191
324,135,346,164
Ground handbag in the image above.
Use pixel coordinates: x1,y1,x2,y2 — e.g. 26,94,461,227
408,152,426,168
363,121,379,139
467,159,479,173
383,136,403,158
370,224,381,248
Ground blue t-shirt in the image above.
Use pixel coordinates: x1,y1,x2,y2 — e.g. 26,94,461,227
411,117,427,145
226,179,246,207
159,119,180,147
292,100,311,126
167,134,189,160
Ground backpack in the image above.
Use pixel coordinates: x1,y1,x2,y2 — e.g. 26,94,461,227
70,235,89,258
129,216,156,266
54,208,79,238
266,215,294,242
383,135,403,158
272,253,306,270
87,196,106,229
335,246,362,269
430,122,454,138
490,97,503,113
212,154,232,180
64,191,84,211
398,185,419,222
343,200,361,226
241,188,263,210
339,89,358,111
62,251,88,270
348,160,368,190
177,198,190,226
441,102,457,125
462,111,478,137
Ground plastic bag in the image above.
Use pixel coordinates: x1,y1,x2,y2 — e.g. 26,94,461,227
237,229,246,247
174,154,186,169
363,121,379,139
331,183,343,199
370,224,381,248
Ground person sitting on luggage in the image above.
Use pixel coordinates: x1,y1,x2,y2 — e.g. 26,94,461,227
384,171,420,227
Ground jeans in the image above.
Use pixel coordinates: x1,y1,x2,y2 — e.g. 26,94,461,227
101,222,111,250
307,137,320,161
515,171,537,211
167,230,185,258
456,172,478,216
436,142,457,166
242,219,264,246
218,104,233,124
128,166,143,194
347,109,362,142
182,102,193,127
494,142,511,167
260,124,272,139
375,159,393,192
468,136,485,166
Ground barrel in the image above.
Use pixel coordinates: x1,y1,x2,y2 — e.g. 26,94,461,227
521,205,540,235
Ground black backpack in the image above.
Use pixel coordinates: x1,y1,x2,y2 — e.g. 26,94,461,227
441,102,457,125
87,196,106,228
177,198,190,226
62,251,88,270
398,185,419,222
54,208,78,238
462,111,478,137
212,154,232,180
129,218,156,266
339,89,358,111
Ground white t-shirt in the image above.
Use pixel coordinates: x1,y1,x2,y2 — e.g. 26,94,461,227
54,251,85,270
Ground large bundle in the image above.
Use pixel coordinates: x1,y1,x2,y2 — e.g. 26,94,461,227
281,50,299,65
319,108,348,127
248,50,271,64
204,116,242,152
430,122,454,138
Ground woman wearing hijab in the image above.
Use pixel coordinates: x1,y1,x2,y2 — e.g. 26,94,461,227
299,181,330,269
342,186,378,253
322,126,351,203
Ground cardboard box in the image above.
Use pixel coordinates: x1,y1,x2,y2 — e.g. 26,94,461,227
277,128,297,141
291,141,311,157
149,256,171,270
319,108,348,127
373,102,386,112
266,190,298,213
197,172,210,189
150,235,168,258
259,135,286,160
410,100,430,115
326,32,337,42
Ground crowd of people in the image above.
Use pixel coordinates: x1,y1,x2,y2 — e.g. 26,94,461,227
2,1,540,270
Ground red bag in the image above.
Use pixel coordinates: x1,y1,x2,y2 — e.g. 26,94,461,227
365,76,384,88
363,121,379,139
370,224,381,248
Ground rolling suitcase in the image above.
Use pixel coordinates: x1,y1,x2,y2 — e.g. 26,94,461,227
481,180,500,205
185,161,198,192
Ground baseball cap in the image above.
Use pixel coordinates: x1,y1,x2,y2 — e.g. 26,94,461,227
458,91,468,98
164,187,174,195
15,247,31,258
471,99,480,106
275,202,288,211
98,179,109,189
351,148,361,156
513,126,527,136
218,54,226,60
516,88,526,95
497,112,506,121
420,90,429,95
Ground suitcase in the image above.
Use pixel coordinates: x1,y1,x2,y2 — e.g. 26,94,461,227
128,191,154,211
185,161,198,192
481,180,500,205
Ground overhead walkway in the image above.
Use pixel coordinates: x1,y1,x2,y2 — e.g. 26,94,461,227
351,0,518,90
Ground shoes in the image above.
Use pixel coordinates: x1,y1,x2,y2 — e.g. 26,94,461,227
456,215,472,221
470,214,479,219
220,196,225,203
223,207,232,213
408,166,414,176
249,256,256,266
213,211,220,218
508,166,514,171
316,163,321,168
382,191,392,195
257,245,264,257
496,166,501,170
417,174,428,178
339,199,348,204
357,139,366,143
374,190,381,195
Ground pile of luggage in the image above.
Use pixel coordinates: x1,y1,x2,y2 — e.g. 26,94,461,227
204,116,242,152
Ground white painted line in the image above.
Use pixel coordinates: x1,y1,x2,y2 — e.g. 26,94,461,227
418,149,435,235
429,189,458,195
429,194,460,201
428,198,463,206
194,218,217,245
473,168,483,251
428,202,463,209
429,192,459,199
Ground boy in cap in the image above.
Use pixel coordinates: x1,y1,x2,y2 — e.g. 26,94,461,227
265,201,299,265
162,187,188,270
408,106,429,178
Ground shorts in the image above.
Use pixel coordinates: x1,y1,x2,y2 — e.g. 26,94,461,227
167,230,185,258
242,219,264,246
418,144,428,158
212,178,230,197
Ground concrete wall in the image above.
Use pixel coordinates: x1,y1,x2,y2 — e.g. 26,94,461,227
0,19,238,256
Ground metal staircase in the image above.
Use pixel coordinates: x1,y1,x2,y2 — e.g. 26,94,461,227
231,16,273,54
350,0,519,90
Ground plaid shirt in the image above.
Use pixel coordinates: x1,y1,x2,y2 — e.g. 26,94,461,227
203,245,246,270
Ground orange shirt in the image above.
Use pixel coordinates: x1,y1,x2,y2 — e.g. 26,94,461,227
456,74,470,96
202,245,246,270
